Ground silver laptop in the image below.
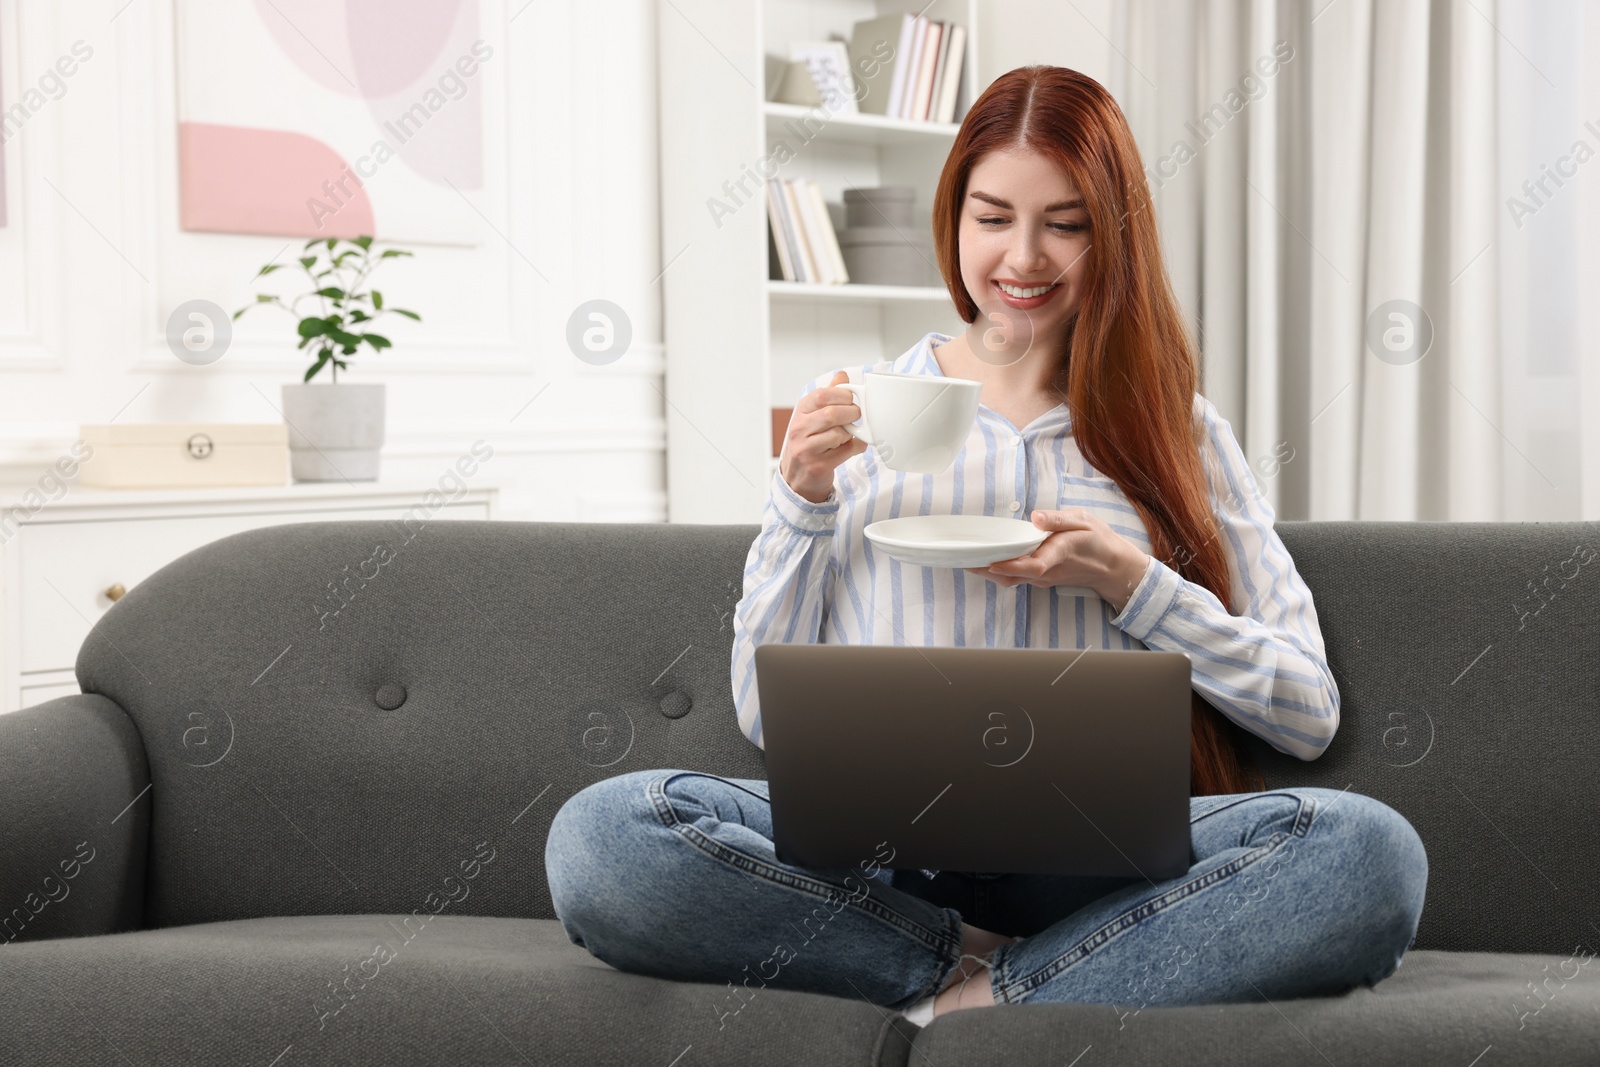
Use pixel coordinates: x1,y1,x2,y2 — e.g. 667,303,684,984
753,644,1194,879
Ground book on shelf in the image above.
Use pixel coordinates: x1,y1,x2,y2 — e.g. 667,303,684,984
934,24,966,124
846,14,911,117
765,180,797,283
792,180,835,284
910,19,942,121
927,19,953,122
897,16,926,119
766,179,849,285
803,181,848,284
778,180,818,282
845,13,967,124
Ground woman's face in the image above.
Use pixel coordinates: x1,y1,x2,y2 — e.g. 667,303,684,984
957,145,1092,357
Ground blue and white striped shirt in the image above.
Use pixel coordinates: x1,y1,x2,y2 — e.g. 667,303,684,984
732,331,1341,771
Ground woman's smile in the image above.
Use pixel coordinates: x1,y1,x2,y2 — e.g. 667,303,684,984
992,279,1063,310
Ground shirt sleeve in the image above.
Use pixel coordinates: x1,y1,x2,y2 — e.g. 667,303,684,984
1108,394,1341,761
729,373,845,751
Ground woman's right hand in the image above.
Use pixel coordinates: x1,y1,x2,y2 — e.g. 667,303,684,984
779,371,869,505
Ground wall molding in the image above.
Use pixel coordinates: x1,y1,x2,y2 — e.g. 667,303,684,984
126,339,667,376
0,0,67,373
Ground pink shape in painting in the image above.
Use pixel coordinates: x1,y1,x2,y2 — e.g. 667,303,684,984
247,0,482,189
347,0,465,96
250,0,461,96
179,122,375,238
352,0,482,188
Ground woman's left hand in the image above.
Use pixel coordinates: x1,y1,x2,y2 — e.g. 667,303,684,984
965,508,1140,593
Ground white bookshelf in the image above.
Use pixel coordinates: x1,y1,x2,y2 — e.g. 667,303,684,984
763,101,964,146
766,280,953,303
659,0,980,523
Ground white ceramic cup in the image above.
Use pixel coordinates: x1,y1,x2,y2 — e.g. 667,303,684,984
839,372,982,474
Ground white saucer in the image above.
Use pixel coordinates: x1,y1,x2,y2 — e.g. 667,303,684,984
864,515,1050,569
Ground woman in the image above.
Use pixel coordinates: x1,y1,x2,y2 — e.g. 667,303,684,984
546,65,1427,1024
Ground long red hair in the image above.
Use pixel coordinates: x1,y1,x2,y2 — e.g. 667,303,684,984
932,65,1266,796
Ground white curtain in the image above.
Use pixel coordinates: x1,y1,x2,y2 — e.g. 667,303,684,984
1109,0,1600,521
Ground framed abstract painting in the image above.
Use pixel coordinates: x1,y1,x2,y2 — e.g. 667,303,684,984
174,0,489,245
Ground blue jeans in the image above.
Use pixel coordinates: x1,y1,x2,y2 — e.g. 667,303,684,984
545,770,1427,1013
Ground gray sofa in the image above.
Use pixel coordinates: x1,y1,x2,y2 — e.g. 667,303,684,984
2,517,1597,1065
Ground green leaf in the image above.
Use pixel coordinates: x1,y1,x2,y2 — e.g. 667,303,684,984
233,298,260,320
254,263,284,278
314,287,346,300
329,328,363,348
379,249,413,259
257,293,276,302
299,256,317,270
362,333,392,349
304,352,330,382
353,235,373,250
390,308,421,321
348,309,370,323
297,317,330,339
371,290,383,310
303,238,321,250
325,237,336,252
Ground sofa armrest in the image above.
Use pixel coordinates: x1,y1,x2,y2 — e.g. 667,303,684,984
0,693,150,945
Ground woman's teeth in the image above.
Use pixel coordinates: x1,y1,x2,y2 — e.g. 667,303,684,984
997,282,1056,298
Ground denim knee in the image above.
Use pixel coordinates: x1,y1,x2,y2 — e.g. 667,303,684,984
545,770,666,945
1316,791,1429,985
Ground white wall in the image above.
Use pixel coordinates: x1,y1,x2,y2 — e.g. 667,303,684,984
0,0,664,522
979,0,1116,96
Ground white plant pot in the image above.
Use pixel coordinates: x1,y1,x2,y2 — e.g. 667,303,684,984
280,382,386,482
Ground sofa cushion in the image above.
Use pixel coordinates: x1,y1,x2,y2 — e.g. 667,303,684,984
910,947,1600,1065
0,914,918,1067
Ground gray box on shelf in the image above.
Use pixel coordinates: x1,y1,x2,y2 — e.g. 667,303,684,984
837,225,936,287
844,186,916,228
838,186,933,286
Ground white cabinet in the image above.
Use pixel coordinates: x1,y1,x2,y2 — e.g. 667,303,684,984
0,481,498,713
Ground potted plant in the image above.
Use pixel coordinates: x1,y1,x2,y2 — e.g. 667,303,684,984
235,235,421,482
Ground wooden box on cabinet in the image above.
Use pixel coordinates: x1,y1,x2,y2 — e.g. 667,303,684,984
78,423,290,488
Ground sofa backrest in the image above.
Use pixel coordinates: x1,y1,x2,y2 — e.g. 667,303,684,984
1238,520,1598,956
75,520,765,934
74,518,1598,954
